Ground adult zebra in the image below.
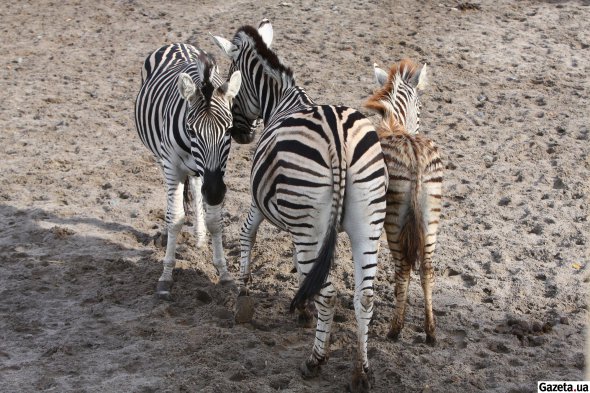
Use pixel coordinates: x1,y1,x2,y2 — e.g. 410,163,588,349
366,60,443,344
134,43,241,299
212,21,387,392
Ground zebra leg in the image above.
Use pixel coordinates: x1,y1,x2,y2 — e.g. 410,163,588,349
388,254,412,341
156,176,186,300
203,202,232,284
235,203,263,324
420,240,437,345
189,176,206,248
300,277,337,379
348,234,379,392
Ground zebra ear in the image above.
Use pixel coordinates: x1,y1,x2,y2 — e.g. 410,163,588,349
258,19,273,48
224,71,242,100
411,64,428,91
178,73,200,102
210,34,238,60
373,63,388,86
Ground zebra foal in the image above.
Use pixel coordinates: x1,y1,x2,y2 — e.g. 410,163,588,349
134,43,241,298
365,60,443,344
212,20,387,392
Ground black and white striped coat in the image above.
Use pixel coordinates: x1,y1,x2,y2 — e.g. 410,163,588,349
134,43,241,298
213,21,386,390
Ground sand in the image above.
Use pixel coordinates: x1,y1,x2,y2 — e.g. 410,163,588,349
1,0,589,392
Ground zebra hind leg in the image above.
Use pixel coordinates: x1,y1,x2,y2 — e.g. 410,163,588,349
421,249,437,345
235,203,264,323
156,177,186,300
388,256,412,341
300,278,336,379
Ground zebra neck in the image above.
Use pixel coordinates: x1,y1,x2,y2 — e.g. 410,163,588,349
262,85,315,124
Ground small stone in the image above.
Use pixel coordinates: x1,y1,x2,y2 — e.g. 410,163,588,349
102,183,112,190
498,197,511,206
559,316,569,325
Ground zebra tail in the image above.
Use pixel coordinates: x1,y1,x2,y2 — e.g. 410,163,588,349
183,178,194,218
289,222,338,312
399,174,425,272
290,141,345,312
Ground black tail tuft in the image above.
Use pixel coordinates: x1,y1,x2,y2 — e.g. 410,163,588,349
290,225,338,312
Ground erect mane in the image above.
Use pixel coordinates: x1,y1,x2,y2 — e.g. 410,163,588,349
364,58,420,121
235,25,294,80
195,51,217,105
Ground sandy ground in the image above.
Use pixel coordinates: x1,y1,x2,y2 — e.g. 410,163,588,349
1,0,589,392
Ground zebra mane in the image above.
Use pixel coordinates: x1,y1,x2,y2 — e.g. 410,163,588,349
365,59,421,137
195,51,218,105
235,25,294,83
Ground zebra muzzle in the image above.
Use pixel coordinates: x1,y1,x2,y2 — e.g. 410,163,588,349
201,168,227,206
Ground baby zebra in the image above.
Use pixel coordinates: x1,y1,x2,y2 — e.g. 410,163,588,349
134,43,241,298
365,60,443,344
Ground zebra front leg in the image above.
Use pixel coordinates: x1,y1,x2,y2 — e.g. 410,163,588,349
235,203,263,323
420,253,436,345
157,178,186,300
300,278,337,379
203,202,232,284
189,176,206,248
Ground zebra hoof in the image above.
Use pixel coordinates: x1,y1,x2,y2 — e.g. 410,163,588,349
219,271,234,285
426,334,437,346
235,295,254,323
300,359,321,379
156,281,173,301
349,368,373,393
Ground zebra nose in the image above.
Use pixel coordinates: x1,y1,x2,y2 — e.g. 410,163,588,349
201,168,227,206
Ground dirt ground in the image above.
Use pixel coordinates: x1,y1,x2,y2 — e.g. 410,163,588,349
1,0,589,392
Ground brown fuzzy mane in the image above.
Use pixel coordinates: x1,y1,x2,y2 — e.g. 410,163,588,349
235,25,294,79
365,59,421,137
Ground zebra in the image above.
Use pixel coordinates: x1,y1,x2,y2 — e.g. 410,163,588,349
212,20,387,392
365,60,443,344
134,43,241,299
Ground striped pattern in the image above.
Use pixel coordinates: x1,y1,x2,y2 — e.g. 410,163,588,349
134,43,237,297
213,21,386,387
366,60,443,344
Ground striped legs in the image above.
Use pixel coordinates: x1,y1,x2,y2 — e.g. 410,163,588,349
234,203,264,323
385,211,438,345
204,202,232,283
421,235,437,344
157,174,186,299
238,203,264,288
341,182,385,392
189,176,207,248
298,245,337,377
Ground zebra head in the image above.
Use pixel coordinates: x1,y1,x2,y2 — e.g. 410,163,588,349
211,19,278,144
178,67,242,206
366,60,428,135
